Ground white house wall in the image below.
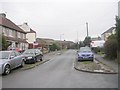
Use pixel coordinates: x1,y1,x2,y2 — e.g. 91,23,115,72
26,33,36,43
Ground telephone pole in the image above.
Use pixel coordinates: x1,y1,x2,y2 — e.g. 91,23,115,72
77,31,79,50
86,22,89,37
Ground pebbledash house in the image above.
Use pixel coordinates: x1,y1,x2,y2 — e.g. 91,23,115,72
0,13,28,51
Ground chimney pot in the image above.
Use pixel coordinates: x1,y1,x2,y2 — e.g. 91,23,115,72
24,22,28,25
0,13,6,18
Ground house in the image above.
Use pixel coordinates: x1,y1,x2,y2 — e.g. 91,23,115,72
90,40,105,48
36,38,75,51
101,27,116,41
90,36,104,48
91,36,102,41
18,23,36,49
55,40,75,49
0,13,28,51
36,38,55,50
36,38,55,47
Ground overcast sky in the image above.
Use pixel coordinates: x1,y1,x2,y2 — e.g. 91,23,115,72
0,0,119,42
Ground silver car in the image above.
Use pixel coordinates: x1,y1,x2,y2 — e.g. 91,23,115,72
0,51,25,75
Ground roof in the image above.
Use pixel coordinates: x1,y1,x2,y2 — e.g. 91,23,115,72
101,27,115,35
0,17,26,34
26,29,36,33
91,37,102,41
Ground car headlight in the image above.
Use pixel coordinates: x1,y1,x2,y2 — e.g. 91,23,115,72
91,54,94,56
78,54,81,57
0,65,2,68
27,56,33,59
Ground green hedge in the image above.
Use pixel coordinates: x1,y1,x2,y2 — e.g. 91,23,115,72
104,39,117,59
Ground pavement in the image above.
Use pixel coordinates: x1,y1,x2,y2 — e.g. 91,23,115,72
95,54,118,72
2,50,118,88
74,58,117,74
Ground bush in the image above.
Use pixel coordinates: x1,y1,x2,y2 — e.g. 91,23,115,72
104,39,117,59
0,34,10,50
49,43,60,51
92,47,104,54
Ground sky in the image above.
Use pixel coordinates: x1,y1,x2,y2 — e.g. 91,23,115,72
0,0,119,42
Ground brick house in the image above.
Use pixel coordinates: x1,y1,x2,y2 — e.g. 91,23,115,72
0,13,28,50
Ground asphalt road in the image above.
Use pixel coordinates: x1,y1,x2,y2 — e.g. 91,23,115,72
2,50,118,88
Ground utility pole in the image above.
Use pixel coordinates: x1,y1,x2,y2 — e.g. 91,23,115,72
60,34,64,50
77,31,79,50
86,22,89,37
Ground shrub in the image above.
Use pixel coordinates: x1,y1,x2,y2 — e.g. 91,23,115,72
104,39,117,59
92,47,104,54
49,43,60,51
0,34,10,50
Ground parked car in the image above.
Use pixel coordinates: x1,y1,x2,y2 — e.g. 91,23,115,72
22,49,43,64
77,47,94,61
0,51,25,75
8,47,23,53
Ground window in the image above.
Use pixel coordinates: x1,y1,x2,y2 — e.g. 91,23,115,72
2,27,8,36
9,29,13,37
23,34,26,39
17,32,21,38
12,30,15,37
21,33,23,39
15,51,20,56
10,52,16,58
2,27,7,36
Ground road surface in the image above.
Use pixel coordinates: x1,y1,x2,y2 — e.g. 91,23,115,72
2,50,118,88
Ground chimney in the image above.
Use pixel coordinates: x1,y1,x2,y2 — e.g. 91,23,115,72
24,22,28,25
0,13,6,18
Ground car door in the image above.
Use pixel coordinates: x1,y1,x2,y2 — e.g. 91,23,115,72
9,52,17,69
35,49,40,61
14,51,22,66
38,50,43,59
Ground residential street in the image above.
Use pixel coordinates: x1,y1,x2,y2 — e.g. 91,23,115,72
2,50,118,88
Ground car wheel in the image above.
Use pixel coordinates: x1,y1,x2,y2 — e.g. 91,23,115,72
36,57,40,62
3,65,11,75
35,57,38,62
40,58,43,61
21,60,25,67
32,58,36,64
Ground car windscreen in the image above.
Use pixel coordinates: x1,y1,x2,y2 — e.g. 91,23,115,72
79,47,91,52
0,51,10,59
23,50,35,55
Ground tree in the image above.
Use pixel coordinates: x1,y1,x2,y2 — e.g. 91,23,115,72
83,36,91,47
49,43,60,51
0,34,10,50
79,41,84,47
116,16,120,62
